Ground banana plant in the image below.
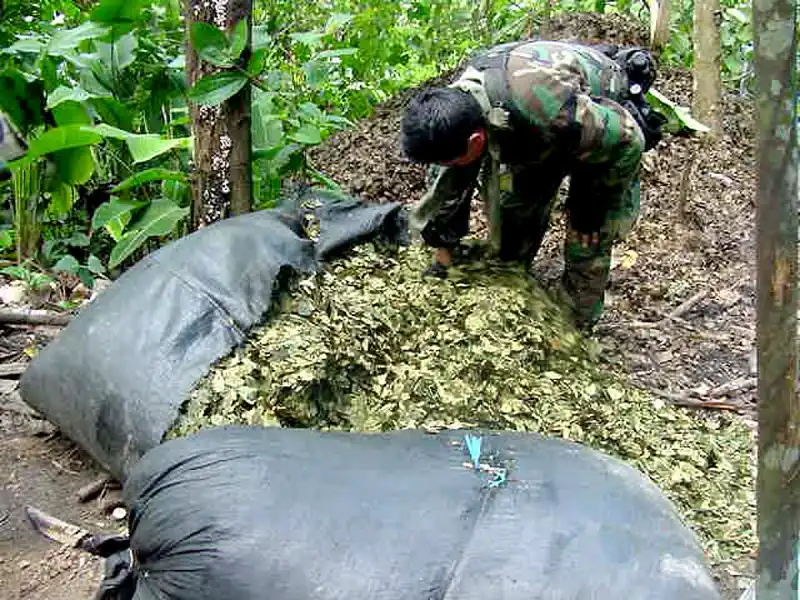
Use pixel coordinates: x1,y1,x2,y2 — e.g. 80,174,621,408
1,0,190,271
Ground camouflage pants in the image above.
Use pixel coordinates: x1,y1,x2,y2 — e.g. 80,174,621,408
504,151,641,327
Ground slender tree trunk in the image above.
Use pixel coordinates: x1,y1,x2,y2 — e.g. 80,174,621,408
539,0,551,38
648,0,670,52
692,0,722,135
754,0,799,594
186,0,252,230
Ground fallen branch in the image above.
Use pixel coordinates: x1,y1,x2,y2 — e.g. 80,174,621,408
708,377,757,398
621,315,729,341
77,477,119,504
649,388,746,412
0,308,72,327
0,362,27,378
667,288,709,320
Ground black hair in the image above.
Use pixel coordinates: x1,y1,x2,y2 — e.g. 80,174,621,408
400,87,485,164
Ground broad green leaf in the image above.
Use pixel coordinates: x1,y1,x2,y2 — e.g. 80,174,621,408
48,182,77,215
88,97,134,130
314,48,358,60
252,146,283,162
289,31,325,47
126,199,189,237
252,106,283,148
188,72,248,106
252,25,271,51
647,88,711,134
92,196,146,230
325,114,355,129
126,135,191,164
95,33,139,71
229,19,249,60
4,37,45,55
48,22,108,56
290,123,322,145
82,123,133,140
263,119,283,147
162,179,189,203
248,48,268,76
723,56,741,74
191,22,228,54
109,199,189,268
52,101,92,126
0,69,46,133
271,143,303,174
303,59,330,87
47,86,94,109
28,125,103,158
298,102,324,121
91,0,143,23
324,13,354,33
199,49,235,68
86,255,106,274
104,216,128,241
0,230,13,251
53,254,81,274
112,168,187,192
725,7,748,23
63,232,91,248
192,22,234,67
52,146,95,185
168,55,186,70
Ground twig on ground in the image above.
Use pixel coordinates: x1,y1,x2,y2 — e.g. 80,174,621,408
0,362,27,378
729,324,755,337
667,288,709,320
618,315,729,341
649,388,745,412
708,377,757,398
76,477,119,504
51,459,80,476
0,308,71,327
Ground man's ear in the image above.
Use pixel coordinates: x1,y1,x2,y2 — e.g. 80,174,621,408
465,129,488,162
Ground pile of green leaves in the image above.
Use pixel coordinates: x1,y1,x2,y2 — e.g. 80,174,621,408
172,241,755,565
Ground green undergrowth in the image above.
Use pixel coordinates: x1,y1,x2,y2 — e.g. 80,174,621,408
170,241,755,565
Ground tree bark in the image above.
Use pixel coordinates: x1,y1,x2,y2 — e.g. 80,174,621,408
648,0,670,52
692,0,722,135
186,0,253,230
754,0,799,593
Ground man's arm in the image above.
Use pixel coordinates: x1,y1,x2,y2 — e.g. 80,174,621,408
410,161,482,254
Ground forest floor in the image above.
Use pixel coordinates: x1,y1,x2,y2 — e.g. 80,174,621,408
0,12,756,600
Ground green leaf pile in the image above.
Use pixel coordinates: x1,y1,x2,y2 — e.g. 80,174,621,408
171,241,755,565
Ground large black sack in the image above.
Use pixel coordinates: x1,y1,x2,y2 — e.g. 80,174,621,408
95,425,720,600
19,191,407,480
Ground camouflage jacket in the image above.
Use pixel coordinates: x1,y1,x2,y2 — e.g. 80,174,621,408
410,40,645,242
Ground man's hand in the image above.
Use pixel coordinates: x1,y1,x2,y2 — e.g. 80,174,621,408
434,247,453,266
566,228,600,248
422,248,452,279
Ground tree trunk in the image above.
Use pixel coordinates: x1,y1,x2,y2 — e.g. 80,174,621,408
754,0,799,593
186,0,253,230
648,0,670,52
538,0,551,38
691,0,722,135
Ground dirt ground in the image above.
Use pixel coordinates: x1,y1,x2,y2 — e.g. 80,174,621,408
0,363,107,599
0,12,757,600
